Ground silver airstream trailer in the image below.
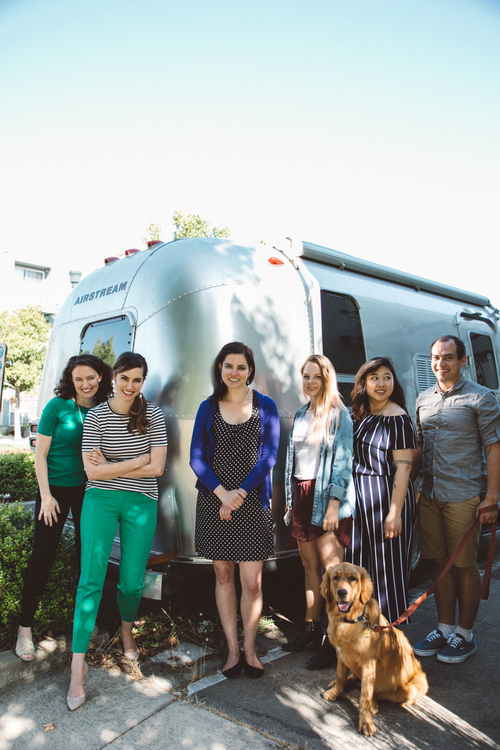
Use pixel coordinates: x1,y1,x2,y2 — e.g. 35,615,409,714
37,237,500,595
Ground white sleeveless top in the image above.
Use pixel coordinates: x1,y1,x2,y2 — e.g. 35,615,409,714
293,410,320,480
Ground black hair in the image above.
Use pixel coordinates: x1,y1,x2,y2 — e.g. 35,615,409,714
209,342,256,404
351,357,407,420
54,354,113,403
430,335,466,360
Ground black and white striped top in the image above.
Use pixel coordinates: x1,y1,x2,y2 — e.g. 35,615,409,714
82,401,167,500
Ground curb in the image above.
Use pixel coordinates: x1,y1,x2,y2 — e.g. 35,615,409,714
1,628,287,693
0,630,109,690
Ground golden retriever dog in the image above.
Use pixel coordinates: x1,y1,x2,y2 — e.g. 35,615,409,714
320,562,428,737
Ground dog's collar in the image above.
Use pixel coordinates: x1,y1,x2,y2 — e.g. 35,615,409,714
340,604,372,628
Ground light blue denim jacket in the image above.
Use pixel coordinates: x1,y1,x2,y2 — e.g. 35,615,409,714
284,404,355,527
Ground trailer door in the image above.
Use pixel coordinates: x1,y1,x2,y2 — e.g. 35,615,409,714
320,291,366,406
457,318,500,397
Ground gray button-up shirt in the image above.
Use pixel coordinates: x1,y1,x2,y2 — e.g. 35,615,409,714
416,374,500,503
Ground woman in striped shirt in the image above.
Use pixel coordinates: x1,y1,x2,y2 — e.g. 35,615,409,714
67,352,167,711
347,357,416,624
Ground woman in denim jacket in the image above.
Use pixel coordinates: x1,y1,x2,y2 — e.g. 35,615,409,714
282,354,354,670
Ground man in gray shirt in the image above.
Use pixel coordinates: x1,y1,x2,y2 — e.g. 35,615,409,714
412,335,500,663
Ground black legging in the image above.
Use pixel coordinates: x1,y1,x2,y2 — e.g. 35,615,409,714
19,484,85,627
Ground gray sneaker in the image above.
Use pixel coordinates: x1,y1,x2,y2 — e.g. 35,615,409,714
436,634,477,664
412,629,450,657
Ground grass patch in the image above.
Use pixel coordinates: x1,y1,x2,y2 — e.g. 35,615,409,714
86,575,282,673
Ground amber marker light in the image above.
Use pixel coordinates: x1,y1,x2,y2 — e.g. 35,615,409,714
268,257,285,266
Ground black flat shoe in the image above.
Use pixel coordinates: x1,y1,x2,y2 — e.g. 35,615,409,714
222,653,243,679
281,621,323,652
306,637,337,670
242,652,264,679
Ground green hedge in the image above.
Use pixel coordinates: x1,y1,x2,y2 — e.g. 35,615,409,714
0,502,79,641
0,452,38,503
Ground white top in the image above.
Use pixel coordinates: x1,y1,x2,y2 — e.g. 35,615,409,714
82,401,167,499
293,410,320,480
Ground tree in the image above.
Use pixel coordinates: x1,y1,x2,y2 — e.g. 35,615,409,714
143,222,162,246
92,335,115,368
172,210,230,240
0,306,50,443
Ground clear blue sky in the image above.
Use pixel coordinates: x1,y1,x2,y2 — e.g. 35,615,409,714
1,0,499,302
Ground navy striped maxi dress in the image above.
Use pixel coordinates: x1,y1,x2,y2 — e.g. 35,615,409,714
346,414,417,623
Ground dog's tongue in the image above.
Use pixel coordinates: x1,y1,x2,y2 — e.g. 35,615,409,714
338,602,351,613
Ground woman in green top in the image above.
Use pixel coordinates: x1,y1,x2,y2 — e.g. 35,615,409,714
16,354,113,661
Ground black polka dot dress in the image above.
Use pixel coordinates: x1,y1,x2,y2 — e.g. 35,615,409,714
195,391,274,562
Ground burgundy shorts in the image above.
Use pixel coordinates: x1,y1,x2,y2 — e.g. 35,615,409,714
292,478,352,547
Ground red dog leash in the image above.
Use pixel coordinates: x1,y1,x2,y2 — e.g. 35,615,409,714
373,504,498,632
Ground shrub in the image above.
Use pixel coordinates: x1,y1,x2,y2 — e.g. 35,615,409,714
0,452,38,502
0,502,79,644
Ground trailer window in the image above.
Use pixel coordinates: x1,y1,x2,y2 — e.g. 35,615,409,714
80,315,134,368
321,292,366,375
470,333,498,390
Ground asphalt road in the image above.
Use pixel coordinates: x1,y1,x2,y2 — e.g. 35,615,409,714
188,527,500,749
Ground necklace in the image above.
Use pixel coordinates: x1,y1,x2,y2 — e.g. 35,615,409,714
108,397,131,418
76,402,85,425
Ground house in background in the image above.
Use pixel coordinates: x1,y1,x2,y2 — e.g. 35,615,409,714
0,240,82,433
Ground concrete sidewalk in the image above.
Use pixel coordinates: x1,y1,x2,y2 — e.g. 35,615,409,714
1,575,499,750
0,634,291,750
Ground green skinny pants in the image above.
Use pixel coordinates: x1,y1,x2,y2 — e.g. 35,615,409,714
72,487,157,653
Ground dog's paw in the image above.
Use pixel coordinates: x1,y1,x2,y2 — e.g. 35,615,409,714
358,714,376,737
322,687,339,702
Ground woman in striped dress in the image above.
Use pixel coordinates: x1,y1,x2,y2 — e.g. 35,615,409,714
347,357,416,623
67,352,167,711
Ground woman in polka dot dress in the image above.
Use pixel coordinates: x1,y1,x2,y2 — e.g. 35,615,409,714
190,342,280,679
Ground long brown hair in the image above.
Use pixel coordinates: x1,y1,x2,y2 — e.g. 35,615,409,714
351,357,407,421
301,354,345,443
113,352,150,435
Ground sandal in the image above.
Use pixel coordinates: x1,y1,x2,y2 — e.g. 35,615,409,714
121,627,140,660
16,629,35,662
123,646,140,661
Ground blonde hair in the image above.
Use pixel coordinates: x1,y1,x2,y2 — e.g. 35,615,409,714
300,354,345,444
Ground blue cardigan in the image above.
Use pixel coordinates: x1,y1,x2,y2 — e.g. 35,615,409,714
190,390,280,510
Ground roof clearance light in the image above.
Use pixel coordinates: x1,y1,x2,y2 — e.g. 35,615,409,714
147,240,162,247
125,249,141,256
268,256,285,266
104,257,119,265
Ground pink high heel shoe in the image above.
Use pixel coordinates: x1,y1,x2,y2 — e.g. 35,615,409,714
66,662,88,711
